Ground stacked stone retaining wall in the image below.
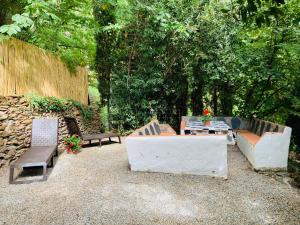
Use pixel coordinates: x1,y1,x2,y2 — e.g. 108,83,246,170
0,96,100,168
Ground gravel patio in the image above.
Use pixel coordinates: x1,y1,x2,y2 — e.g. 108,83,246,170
0,140,299,225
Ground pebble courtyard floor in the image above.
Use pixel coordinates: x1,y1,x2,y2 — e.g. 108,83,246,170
0,139,299,225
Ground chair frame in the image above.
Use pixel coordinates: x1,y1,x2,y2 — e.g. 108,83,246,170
9,118,58,184
64,117,121,147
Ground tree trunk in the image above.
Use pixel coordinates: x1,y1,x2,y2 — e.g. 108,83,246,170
212,86,218,115
220,83,233,116
191,60,205,116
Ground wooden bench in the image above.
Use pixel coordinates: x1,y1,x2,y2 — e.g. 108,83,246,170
64,117,121,147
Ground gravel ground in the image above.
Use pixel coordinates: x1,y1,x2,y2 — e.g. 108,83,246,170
0,139,299,225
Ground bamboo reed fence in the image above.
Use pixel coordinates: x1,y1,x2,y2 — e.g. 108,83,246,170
0,38,88,104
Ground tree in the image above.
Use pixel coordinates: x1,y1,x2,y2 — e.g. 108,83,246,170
94,0,117,129
0,0,96,71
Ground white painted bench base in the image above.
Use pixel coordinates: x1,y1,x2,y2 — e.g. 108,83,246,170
237,127,292,170
126,135,228,178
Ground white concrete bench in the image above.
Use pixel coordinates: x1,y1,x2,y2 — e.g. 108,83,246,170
236,119,292,170
126,120,228,178
180,116,292,170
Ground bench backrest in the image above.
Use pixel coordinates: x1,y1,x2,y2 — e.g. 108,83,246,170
248,119,285,136
131,119,161,136
181,116,286,136
31,118,58,146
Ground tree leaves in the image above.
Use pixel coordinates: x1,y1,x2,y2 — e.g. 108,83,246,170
0,0,96,71
12,13,33,27
0,24,21,36
0,13,33,35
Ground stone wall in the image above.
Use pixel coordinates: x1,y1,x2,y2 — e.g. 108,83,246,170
0,96,101,168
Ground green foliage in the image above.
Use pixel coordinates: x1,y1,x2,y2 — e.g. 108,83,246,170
26,93,70,112
2,0,299,148
95,0,200,130
0,0,96,71
70,100,94,121
88,86,100,103
200,109,213,123
88,71,99,89
64,134,82,154
0,34,9,42
0,23,21,36
94,0,300,141
100,106,109,132
25,93,93,121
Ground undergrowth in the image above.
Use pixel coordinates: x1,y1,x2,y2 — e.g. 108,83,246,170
25,93,93,121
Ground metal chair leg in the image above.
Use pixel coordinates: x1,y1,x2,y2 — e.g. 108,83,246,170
42,164,47,181
48,156,54,168
9,167,14,184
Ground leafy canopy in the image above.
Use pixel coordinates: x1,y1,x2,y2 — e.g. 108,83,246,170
0,0,97,71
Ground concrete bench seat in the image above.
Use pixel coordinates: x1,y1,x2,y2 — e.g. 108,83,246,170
126,119,228,178
236,130,260,146
236,119,291,170
181,116,292,171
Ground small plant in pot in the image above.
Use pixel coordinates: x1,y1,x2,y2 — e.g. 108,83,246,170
64,134,81,154
201,108,213,126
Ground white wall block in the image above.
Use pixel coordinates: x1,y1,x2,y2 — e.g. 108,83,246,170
237,127,292,170
126,135,228,178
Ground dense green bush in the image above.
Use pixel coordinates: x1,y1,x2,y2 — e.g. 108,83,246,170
26,94,70,112
94,0,300,137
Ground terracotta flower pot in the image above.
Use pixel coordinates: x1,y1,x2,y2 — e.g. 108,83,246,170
204,121,211,126
66,148,79,154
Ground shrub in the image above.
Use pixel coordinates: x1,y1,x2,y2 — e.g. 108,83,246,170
64,135,81,154
25,93,93,121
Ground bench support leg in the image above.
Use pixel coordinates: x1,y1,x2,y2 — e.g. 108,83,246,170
118,136,121,144
99,139,102,147
9,167,14,184
109,137,111,142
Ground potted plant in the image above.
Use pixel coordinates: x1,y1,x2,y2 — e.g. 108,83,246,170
64,134,81,154
201,108,213,126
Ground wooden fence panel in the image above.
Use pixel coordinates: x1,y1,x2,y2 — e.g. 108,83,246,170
0,38,88,104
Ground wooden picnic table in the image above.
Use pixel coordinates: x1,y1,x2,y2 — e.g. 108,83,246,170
182,120,235,144
184,120,232,133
